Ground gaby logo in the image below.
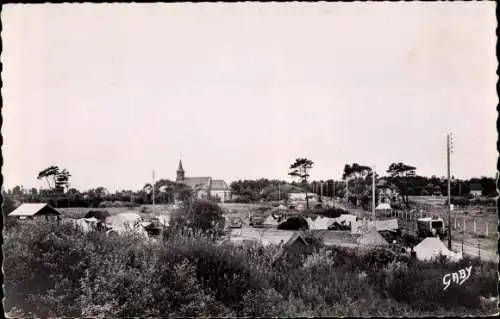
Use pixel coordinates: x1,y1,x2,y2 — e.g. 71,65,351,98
442,265,472,291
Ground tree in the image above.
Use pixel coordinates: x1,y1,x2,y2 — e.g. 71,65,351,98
342,163,372,206
170,199,225,237
386,162,417,208
288,158,314,210
37,166,60,190
12,185,23,196
37,166,71,193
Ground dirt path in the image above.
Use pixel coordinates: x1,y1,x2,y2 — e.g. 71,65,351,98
452,241,497,262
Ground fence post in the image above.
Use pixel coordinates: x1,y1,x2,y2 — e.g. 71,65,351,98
463,217,466,232
473,219,476,233
478,242,480,260
454,217,457,230
486,222,488,237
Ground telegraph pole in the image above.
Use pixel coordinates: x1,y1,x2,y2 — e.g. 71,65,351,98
372,166,376,221
152,170,156,210
345,178,349,203
447,133,453,250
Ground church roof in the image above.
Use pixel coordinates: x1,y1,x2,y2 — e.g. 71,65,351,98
177,160,184,172
211,179,230,190
182,177,211,189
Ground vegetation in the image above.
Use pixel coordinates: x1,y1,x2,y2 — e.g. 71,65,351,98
386,162,417,208
4,221,497,317
289,158,314,210
277,216,309,230
170,199,226,237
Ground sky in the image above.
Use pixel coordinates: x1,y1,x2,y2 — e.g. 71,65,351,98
2,2,497,192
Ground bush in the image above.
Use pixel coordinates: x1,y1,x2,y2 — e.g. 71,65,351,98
312,206,348,218
170,200,225,236
4,217,497,317
278,216,309,230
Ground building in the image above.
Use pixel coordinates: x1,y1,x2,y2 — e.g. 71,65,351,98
377,179,398,205
469,183,483,197
175,160,232,202
8,203,61,220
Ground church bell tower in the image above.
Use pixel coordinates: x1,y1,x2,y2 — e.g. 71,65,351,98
176,160,185,182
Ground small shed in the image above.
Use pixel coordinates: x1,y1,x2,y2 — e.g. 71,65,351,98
8,203,61,220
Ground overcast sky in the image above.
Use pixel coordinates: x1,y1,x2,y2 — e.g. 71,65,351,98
2,2,497,192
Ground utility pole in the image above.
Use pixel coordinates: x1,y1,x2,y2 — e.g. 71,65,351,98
345,178,349,204
152,170,156,211
447,133,453,250
372,166,376,221
332,180,335,201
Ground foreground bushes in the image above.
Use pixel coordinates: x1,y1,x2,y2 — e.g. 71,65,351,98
4,220,497,317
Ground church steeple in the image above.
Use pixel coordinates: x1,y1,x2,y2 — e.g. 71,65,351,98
176,160,185,182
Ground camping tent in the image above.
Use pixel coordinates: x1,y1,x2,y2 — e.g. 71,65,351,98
357,226,389,247
106,212,141,227
306,217,316,230
313,216,336,230
263,215,280,227
376,203,391,210
414,238,462,262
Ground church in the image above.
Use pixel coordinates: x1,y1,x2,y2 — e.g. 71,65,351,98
175,160,232,202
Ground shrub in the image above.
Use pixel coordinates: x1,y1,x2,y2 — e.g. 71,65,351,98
278,216,308,230
3,220,93,317
170,200,225,236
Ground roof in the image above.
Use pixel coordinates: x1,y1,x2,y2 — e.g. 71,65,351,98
228,227,303,247
85,210,111,220
470,183,483,191
182,177,211,189
211,179,230,190
9,203,60,217
312,230,358,246
177,160,184,172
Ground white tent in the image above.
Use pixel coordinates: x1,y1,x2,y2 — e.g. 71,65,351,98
72,218,94,233
337,214,357,225
263,215,280,227
313,216,336,230
306,217,316,230
106,212,141,227
414,238,462,262
357,226,389,247
376,203,391,210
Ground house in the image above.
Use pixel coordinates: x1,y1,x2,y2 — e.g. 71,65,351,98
469,183,482,197
8,203,61,221
377,179,397,205
175,160,232,202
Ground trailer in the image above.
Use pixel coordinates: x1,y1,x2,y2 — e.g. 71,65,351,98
416,217,447,239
